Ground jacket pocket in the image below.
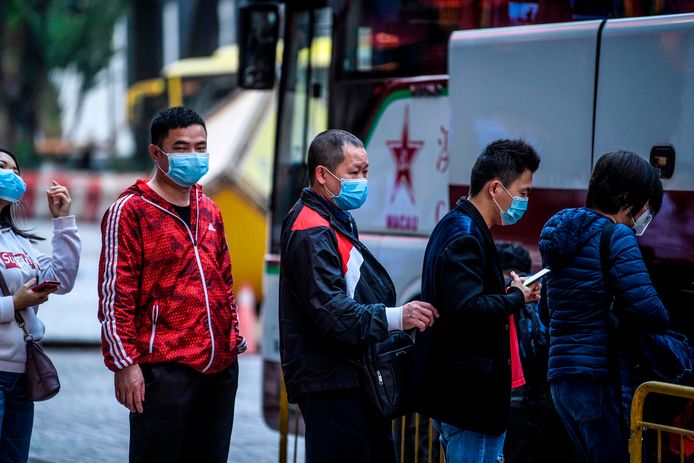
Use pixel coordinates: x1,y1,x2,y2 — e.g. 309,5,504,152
149,304,159,353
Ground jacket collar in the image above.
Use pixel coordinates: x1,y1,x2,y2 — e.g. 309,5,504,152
133,179,201,236
301,188,356,238
456,197,494,244
456,197,505,288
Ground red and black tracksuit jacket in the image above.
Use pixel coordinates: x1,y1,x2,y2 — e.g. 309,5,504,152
279,189,395,403
98,180,240,374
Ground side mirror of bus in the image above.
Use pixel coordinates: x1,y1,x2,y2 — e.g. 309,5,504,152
238,3,280,89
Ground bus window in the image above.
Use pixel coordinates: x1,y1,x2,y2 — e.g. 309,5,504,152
337,0,694,78
270,7,331,251
238,3,280,89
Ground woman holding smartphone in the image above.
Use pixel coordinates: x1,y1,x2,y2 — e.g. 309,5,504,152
0,148,81,462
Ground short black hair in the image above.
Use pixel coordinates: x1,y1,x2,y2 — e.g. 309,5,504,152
497,242,532,274
307,129,364,183
150,107,206,147
469,139,540,196
586,150,663,216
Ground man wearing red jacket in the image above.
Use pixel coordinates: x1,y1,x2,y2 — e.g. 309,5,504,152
98,107,245,463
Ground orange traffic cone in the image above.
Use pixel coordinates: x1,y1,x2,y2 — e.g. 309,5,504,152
237,283,258,354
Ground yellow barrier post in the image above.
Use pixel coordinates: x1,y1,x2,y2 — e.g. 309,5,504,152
401,416,407,463
279,376,289,463
414,413,421,463
630,381,694,463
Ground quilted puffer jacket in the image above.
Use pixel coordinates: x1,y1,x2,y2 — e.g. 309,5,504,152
538,208,669,383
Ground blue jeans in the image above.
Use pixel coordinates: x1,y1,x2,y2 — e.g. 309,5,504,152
0,371,34,463
550,377,628,463
432,420,505,463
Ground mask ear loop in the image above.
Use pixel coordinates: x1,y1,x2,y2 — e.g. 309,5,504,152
320,166,341,197
491,181,511,214
154,146,171,175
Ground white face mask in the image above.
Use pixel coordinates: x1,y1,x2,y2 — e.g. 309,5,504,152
630,208,653,237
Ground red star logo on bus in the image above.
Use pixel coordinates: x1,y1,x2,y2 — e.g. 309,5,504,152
387,105,424,204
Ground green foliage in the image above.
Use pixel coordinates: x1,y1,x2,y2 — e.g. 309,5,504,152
44,0,126,92
0,0,127,160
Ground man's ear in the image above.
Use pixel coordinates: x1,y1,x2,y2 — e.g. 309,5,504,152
315,166,328,186
148,144,160,162
487,179,500,197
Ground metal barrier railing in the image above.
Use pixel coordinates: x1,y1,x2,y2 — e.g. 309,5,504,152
630,381,694,463
393,413,444,463
279,378,694,462
279,376,444,463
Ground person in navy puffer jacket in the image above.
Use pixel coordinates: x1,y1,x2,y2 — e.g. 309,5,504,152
538,150,670,463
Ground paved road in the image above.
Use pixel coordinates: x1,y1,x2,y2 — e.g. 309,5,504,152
29,349,304,463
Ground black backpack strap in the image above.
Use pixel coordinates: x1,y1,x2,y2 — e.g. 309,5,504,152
600,222,617,287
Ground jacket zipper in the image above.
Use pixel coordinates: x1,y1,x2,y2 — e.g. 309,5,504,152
141,196,216,372
148,304,159,353
377,370,383,385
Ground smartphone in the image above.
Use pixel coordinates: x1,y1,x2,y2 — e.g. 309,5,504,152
33,280,60,292
523,268,550,287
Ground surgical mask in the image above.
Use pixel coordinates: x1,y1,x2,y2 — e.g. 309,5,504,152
631,208,653,237
492,183,528,226
324,169,368,210
0,169,26,202
156,147,209,187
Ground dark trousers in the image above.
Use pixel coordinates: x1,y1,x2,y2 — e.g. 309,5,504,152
298,388,396,463
551,376,628,463
130,361,239,463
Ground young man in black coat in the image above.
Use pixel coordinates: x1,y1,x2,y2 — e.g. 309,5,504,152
415,139,541,463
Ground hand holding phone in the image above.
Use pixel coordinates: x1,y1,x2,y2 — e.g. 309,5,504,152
523,268,550,287
32,280,60,292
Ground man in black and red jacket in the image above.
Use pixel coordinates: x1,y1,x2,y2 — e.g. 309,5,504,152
279,129,438,462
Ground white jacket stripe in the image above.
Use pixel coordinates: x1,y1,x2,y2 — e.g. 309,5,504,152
100,195,134,368
100,195,125,368
345,246,364,299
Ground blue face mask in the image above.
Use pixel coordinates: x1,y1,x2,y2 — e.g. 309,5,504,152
324,169,368,210
156,148,209,187
493,183,528,225
0,169,26,202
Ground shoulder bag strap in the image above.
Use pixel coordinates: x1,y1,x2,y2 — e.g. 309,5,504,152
0,269,9,297
0,271,32,341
